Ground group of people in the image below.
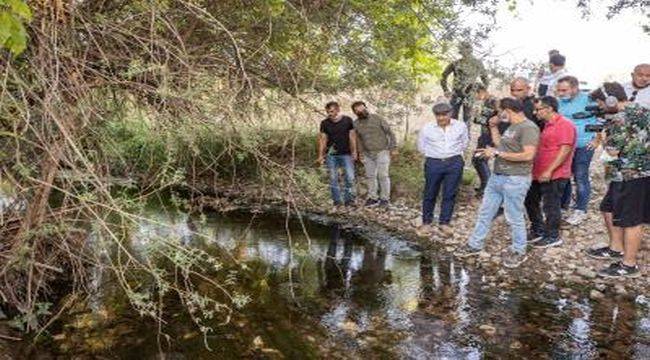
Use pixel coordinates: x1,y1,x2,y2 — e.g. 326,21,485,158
317,48,649,279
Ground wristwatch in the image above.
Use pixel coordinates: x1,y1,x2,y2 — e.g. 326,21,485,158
494,150,501,158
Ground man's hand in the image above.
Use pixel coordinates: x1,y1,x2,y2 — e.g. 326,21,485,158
482,146,497,159
587,138,600,150
538,170,552,182
488,115,500,128
605,148,620,157
317,156,325,166
352,152,359,162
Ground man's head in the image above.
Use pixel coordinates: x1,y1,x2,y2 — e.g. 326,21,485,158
475,84,489,101
459,41,473,57
509,77,531,100
548,49,560,57
351,101,369,119
549,54,566,73
534,96,559,121
555,76,580,100
325,101,340,120
631,63,650,89
499,97,524,122
432,102,453,126
590,82,628,112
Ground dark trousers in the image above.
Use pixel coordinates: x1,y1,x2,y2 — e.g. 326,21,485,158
450,92,473,130
422,156,464,225
472,156,491,193
525,178,569,239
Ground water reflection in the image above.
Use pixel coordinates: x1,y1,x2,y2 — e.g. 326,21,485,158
55,206,649,359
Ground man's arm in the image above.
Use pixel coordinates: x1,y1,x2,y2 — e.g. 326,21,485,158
417,127,427,155
379,116,397,150
317,133,328,164
440,63,454,94
539,145,572,181
461,122,470,151
479,63,489,89
488,117,502,147
497,145,537,162
349,129,358,161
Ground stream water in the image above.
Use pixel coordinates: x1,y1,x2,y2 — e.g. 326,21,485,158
6,202,650,359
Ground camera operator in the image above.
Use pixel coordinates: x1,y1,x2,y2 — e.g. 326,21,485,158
624,63,650,106
471,85,509,197
556,76,600,225
583,84,649,278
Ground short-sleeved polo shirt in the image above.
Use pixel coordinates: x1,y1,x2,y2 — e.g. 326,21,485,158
533,114,577,180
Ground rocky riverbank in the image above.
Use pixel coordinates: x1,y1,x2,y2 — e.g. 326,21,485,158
193,175,649,302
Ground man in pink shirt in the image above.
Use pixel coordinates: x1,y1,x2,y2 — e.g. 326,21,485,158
525,96,577,248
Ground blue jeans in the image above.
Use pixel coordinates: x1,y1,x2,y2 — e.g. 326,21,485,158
561,147,594,211
326,154,356,205
468,174,532,254
421,156,464,225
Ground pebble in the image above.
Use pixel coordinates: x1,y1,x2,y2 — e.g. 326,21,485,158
479,324,496,336
510,341,522,350
576,268,597,279
590,289,605,300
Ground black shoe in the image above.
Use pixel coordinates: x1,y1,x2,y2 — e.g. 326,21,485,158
597,262,641,278
533,237,563,248
378,199,389,208
455,245,482,258
586,246,623,260
364,198,380,208
527,231,544,244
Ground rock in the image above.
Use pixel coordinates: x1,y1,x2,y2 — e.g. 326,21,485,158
590,289,605,300
411,217,423,227
479,324,496,335
595,283,607,292
576,268,597,279
614,284,627,296
340,320,359,334
510,341,522,350
560,288,572,295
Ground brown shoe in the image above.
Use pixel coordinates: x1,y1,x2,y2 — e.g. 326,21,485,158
437,224,454,237
416,224,434,237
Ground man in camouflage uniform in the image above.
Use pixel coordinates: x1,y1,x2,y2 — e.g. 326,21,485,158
440,42,489,131
591,103,649,278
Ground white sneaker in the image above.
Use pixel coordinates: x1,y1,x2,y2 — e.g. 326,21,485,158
565,210,587,225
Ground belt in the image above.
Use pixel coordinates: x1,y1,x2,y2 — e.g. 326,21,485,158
427,155,462,162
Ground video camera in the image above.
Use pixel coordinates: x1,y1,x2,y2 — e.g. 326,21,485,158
473,98,498,126
575,89,622,132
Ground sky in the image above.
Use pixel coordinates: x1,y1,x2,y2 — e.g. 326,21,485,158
483,0,649,87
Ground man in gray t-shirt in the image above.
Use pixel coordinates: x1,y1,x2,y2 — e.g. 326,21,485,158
456,98,540,269
494,120,540,175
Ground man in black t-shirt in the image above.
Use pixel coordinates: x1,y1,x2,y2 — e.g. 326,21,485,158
318,101,358,207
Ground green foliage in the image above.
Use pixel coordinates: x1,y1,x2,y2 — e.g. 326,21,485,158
0,0,31,55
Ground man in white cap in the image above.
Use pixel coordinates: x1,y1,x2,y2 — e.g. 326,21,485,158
416,100,469,237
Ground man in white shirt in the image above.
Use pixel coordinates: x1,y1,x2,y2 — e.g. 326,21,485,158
623,63,650,107
417,101,469,237
537,53,568,97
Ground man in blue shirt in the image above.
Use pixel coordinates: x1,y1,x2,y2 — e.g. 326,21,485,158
555,76,600,225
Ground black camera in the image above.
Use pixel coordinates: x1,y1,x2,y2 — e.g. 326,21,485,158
473,98,498,126
572,105,605,120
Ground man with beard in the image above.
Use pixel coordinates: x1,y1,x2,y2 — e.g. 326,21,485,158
351,101,397,208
